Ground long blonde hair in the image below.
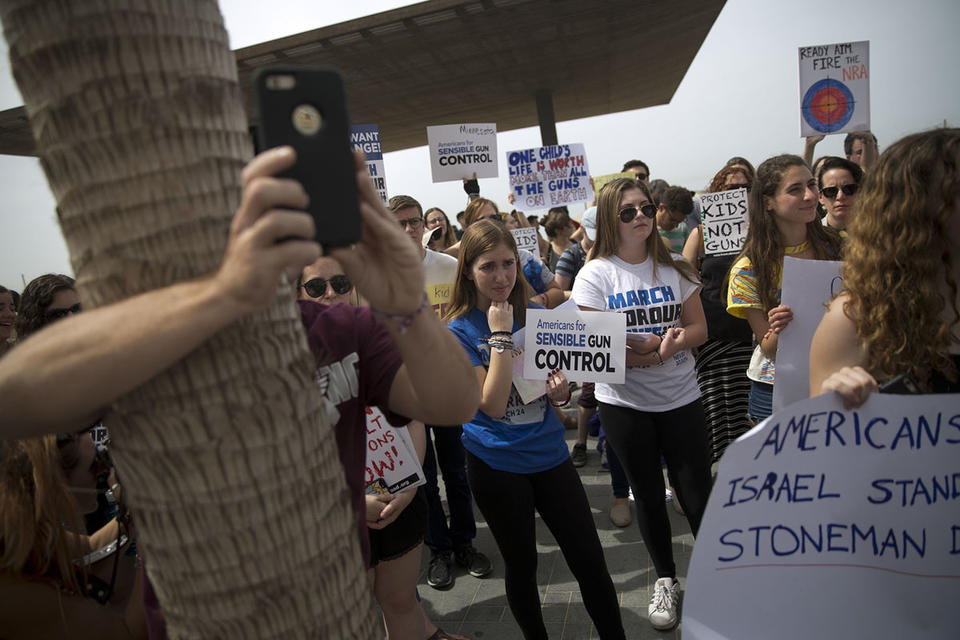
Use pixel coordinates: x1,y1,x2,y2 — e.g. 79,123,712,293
444,220,533,328
842,128,960,388
588,177,698,283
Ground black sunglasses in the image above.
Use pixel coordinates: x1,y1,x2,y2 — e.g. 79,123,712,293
302,275,352,299
44,302,82,322
618,204,658,223
725,183,752,193
484,213,504,223
820,184,859,199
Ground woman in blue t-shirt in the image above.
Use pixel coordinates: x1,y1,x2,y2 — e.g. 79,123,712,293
445,220,625,640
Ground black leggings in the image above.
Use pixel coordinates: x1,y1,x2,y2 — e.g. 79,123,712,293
466,453,625,640
598,399,713,578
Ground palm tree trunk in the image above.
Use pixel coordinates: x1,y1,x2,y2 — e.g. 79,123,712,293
0,1,376,637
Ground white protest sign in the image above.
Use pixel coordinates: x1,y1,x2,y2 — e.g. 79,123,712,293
351,124,388,204
510,327,546,405
507,144,591,210
522,307,626,384
684,392,960,639
427,123,498,183
698,188,748,256
363,406,425,495
799,40,869,137
774,257,844,412
511,227,541,263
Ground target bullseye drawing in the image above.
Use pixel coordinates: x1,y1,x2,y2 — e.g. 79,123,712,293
802,78,855,133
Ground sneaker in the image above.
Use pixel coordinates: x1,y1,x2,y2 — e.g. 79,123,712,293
666,487,684,515
426,552,454,590
571,442,587,467
454,546,492,578
609,499,631,527
648,577,680,630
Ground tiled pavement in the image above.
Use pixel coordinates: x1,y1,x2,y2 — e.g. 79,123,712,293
417,427,696,639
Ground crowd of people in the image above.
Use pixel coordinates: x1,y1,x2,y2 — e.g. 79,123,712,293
1,126,958,639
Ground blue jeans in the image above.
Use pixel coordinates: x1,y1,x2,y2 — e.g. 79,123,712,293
748,380,774,423
423,426,477,555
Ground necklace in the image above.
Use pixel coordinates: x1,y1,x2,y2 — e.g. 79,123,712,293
784,240,810,255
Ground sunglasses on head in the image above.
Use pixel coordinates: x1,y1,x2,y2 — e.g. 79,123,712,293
44,302,82,322
302,275,352,299
820,183,859,199
618,204,658,223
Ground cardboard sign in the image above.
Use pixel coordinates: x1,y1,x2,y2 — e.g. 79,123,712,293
511,227,542,263
522,307,626,384
363,406,425,495
774,257,844,412
591,171,633,197
507,144,591,210
798,40,870,137
351,124,388,204
698,188,748,256
427,123,498,183
684,393,960,639
510,327,547,405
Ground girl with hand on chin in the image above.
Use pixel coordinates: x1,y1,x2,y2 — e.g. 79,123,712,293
445,220,625,640
571,177,712,631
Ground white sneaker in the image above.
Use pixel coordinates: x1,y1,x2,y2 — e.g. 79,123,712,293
648,577,680,630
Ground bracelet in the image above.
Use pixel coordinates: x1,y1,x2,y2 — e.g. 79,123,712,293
487,336,515,353
372,292,429,334
550,389,572,407
490,330,512,337
654,349,664,366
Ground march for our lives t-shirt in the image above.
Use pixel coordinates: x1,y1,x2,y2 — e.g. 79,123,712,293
572,255,701,412
447,308,570,474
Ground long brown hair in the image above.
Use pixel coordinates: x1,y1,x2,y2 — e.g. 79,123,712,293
424,207,456,250
588,177,698,283
0,436,87,593
729,154,843,313
444,220,533,328
842,128,960,388
462,197,500,228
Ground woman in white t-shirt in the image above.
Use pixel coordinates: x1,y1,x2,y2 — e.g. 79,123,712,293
571,177,713,632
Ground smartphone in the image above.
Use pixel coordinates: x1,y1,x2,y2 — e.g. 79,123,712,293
254,66,360,249
878,373,921,395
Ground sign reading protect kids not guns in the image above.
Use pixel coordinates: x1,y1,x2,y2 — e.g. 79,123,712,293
508,144,591,210
364,406,425,495
684,393,960,639
698,188,748,256
798,40,869,137
351,124,388,204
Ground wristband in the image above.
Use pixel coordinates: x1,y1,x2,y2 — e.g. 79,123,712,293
654,348,664,366
550,389,572,407
373,292,429,334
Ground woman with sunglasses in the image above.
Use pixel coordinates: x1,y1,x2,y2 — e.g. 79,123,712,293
817,156,863,235
424,207,457,252
445,220,625,640
680,165,756,463
726,155,843,423
571,177,711,631
298,256,360,306
15,274,82,340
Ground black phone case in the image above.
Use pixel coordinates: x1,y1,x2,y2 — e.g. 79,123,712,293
254,66,360,249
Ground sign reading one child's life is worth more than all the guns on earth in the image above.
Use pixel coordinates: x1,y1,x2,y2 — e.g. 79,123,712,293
507,144,591,211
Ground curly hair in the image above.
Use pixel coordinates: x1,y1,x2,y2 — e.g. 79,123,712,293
841,128,960,388
708,166,752,193
730,155,843,313
587,178,698,284
725,156,755,181
15,274,76,339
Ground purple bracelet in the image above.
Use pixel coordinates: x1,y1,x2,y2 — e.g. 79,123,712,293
373,292,430,334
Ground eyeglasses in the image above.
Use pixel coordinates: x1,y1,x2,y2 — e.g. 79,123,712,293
618,204,658,223
483,213,503,223
302,275,352,298
820,184,859,199
44,302,82,322
725,183,752,192
397,217,423,230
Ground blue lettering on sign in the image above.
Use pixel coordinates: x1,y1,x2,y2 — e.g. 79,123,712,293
717,523,927,562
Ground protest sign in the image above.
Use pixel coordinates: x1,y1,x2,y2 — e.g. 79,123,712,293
511,227,541,263
363,406,425,495
507,144,591,210
427,123,498,183
351,124,388,204
684,392,960,639
774,257,844,411
591,171,633,197
522,307,626,384
511,327,546,405
698,188,748,256
798,40,869,137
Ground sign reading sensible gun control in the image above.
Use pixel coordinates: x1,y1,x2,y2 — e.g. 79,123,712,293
522,308,626,383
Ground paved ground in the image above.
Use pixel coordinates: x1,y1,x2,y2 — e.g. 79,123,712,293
417,422,696,639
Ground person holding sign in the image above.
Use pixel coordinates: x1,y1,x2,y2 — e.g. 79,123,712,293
817,156,863,234
571,177,712,631
444,220,625,640
424,207,457,252
810,128,960,405
726,155,843,422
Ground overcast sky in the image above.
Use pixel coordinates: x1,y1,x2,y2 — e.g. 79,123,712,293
2,0,958,288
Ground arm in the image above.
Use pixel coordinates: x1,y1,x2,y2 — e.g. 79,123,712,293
0,147,319,438
367,420,426,529
802,134,825,166
555,272,572,292
681,226,702,267
744,304,792,361
475,301,515,419
860,134,879,172
809,294,876,408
